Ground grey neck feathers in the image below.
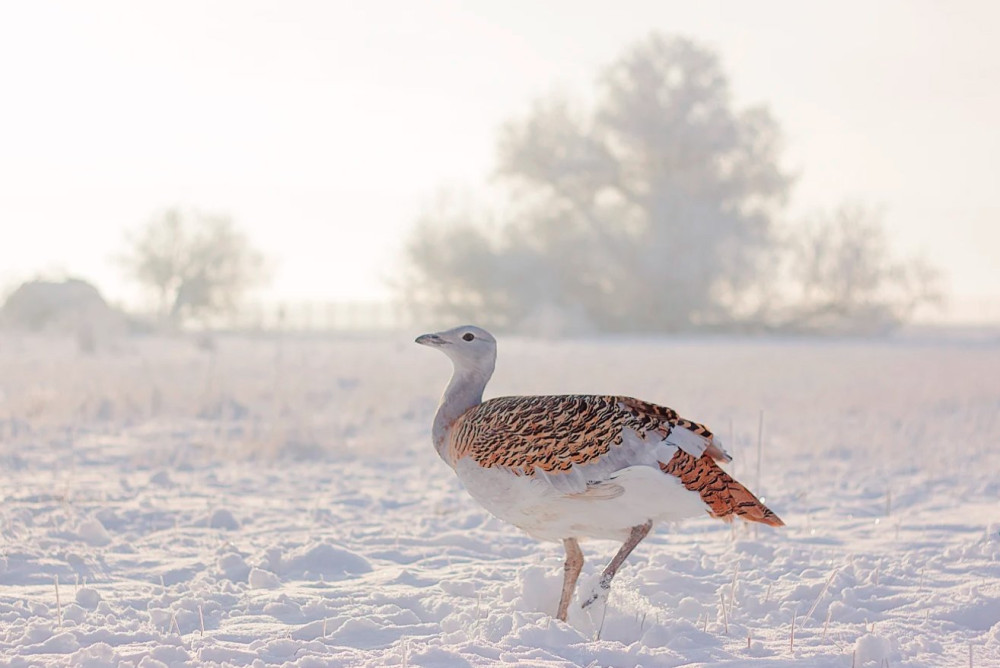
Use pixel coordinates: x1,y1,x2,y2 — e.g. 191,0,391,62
432,358,494,462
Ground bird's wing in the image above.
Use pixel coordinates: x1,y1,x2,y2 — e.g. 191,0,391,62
448,394,728,473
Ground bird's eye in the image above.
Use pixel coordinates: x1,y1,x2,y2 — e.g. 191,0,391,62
462,332,475,341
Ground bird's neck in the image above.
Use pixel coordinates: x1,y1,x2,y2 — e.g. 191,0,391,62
432,362,493,462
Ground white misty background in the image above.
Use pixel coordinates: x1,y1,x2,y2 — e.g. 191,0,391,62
398,34,942,336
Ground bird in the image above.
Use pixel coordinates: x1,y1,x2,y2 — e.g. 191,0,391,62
416,324,783,622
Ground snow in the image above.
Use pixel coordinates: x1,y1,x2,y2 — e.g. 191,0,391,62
1,331,999,667
247,567,280,591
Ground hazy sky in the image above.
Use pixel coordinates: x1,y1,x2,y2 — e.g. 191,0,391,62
1,0,998,315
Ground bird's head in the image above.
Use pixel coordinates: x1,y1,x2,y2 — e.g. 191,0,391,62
415,325,497,378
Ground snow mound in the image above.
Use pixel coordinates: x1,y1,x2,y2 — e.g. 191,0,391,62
208,508,240,530
217,552,250,582
280,542,372,580
76,517,111,546
149,470,173,486
854,633,894,666
75,586,101,610
25,630,79,655
249,567,281,589
62,603,87,623
69,641,120,668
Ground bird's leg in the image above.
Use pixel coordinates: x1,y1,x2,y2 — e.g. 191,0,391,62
581,520,652,610
557,537,584,622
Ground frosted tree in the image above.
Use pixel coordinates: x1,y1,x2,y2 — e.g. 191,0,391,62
121,208,266,326
401,34,940,333
399,193,573,331
403,35,790,332
781,205,942,333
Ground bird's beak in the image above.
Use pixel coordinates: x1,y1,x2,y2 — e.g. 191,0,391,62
415,333,447,346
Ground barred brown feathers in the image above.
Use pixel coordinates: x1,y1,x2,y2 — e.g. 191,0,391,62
660,451,784,527
448,394,716,472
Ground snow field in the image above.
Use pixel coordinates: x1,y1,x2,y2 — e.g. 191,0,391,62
1,332,999,666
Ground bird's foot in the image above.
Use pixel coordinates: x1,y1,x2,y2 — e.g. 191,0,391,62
580,579,611,611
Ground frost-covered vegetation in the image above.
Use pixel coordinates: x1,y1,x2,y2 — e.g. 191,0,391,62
400,35,941,335
1,331,998,666
120,209,268,328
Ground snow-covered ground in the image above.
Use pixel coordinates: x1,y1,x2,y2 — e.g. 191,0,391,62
2,331,999,667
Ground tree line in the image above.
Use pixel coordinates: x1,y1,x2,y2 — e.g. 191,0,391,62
398,34,940,334
114,34,939,334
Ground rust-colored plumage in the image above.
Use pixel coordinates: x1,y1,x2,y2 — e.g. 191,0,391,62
660,451,784,527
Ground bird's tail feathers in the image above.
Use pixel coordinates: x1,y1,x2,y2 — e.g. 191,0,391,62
660,451,784,527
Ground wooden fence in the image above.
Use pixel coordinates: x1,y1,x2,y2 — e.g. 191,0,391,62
231,301,412,332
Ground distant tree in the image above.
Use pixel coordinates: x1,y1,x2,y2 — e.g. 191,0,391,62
778,205,942,333
121,208,266,326
399,194,545,330
402,34,791,332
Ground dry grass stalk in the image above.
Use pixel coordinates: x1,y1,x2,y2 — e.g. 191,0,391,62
720,591,729,634
729,562,740,615
807,567,839,619
755,410,764,492
54,576,62,627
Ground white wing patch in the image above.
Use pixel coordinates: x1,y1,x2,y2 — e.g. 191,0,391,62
664,425,710,459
